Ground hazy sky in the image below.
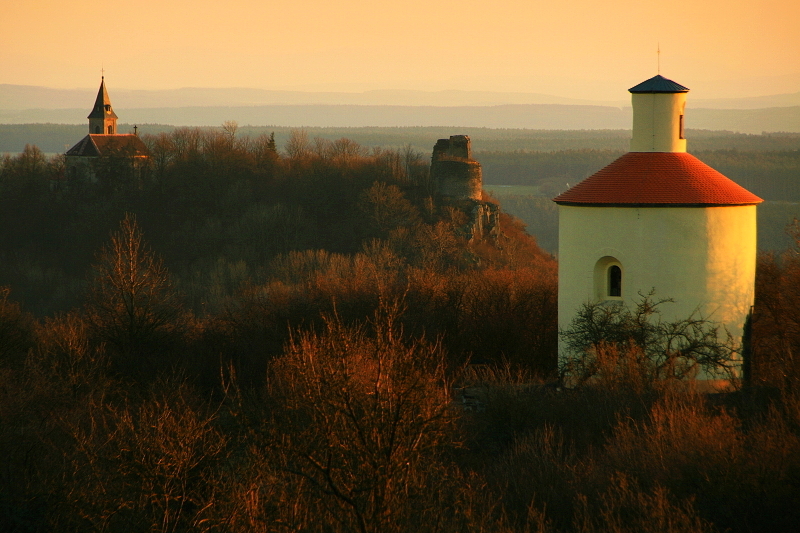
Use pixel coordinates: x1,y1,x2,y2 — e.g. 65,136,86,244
3,0,798,101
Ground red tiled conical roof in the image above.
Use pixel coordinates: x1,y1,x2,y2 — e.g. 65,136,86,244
553,152,762,206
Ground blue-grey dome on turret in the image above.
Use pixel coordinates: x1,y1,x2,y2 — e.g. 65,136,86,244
629,74,689,93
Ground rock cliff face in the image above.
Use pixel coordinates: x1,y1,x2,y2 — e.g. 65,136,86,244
430,135,499,241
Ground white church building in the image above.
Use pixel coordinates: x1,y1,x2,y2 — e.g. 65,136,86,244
553,75,762,382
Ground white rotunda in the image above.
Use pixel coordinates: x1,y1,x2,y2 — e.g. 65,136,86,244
553,75,762,383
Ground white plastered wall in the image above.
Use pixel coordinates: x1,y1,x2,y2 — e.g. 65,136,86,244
557,204,757,377
630,93,687,153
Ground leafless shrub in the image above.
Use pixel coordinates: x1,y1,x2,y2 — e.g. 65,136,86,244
258,303,468,532
573,474,715,533
561,291,738,387
63,377,226,532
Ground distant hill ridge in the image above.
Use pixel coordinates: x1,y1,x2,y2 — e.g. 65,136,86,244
2,103,799,134
2,84,800,133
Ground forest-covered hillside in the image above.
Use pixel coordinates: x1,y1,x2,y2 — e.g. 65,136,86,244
4,124,800,155
3,125,798,255
2,129,800,532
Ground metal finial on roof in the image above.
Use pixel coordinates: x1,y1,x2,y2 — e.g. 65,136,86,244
657,43,661,75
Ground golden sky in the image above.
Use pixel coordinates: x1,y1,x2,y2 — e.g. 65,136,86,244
2,0,798,100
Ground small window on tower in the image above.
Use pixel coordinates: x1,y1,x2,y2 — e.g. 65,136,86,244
108,125,113,134
679,114,685,139
608,265,622,297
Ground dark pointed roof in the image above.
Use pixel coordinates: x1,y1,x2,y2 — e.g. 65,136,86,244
629,75,689,94
66,134,149,157
552,152,762,206
66,135,100,157
87,77,118,119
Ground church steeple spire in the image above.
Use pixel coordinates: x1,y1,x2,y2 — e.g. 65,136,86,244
87,77,118,135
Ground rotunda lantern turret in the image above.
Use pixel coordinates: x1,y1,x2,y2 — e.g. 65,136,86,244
629,74,689,153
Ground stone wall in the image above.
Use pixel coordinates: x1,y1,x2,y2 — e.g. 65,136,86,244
430,135,483,202
432,134,472,160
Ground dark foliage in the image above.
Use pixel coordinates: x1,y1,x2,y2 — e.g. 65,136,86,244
0,131,798,532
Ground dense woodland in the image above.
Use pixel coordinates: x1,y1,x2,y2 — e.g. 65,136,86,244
3,124,800,256
1,128,800,532
3,123,800,156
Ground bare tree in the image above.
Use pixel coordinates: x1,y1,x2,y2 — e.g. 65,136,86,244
222,120,239,147
84,214,185,377
64,378,226,532
284,129,310,161
560,291,737,386
262,304,461,532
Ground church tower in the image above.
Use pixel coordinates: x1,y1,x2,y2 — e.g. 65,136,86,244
87,77,118,135
553,75,762,385
65,76,149,186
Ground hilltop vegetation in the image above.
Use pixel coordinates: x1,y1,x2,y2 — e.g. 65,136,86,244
1,129,800,532
0,129,556,363
3,125,799,255
4,124,800,155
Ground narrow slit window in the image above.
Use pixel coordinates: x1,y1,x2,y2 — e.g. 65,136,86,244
107,125,113,134
608,265,622,297
679,114,685,139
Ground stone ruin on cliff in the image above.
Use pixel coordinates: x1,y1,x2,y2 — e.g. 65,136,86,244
430,135,500,242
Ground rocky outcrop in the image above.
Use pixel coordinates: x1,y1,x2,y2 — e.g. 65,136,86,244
430,135,499,241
